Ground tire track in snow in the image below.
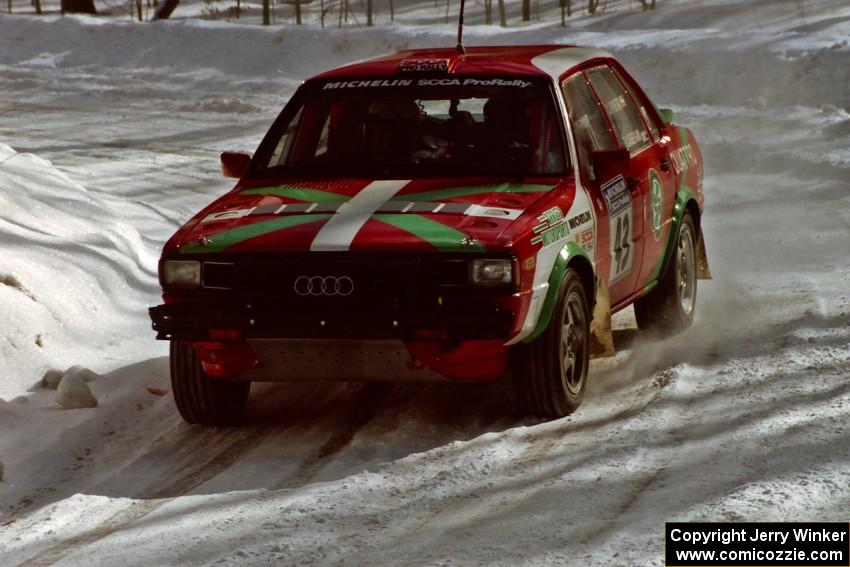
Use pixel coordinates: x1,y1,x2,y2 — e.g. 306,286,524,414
20,427,276,567
269,383,392,491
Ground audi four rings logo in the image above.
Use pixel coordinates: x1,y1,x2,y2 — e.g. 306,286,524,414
293,275,355,296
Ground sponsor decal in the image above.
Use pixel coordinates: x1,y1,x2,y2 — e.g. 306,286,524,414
202,201,524,224
531,206,569,247
649,169,664,241
399,58,449,72
567,210,592,230
601,176,630,215
579,229,594,254
669,143,696,176
323,79,414,89
323,78,532,89
601,176,634,284
523,256,536,271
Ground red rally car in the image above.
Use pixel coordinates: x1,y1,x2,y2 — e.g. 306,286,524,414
150,45,710,426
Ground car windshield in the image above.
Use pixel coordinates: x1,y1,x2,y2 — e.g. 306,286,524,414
250,76,568,179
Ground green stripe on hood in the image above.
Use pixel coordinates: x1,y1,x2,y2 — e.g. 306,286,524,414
390,183,553,203
241,186,352,203
180,214,332,254
374,214,486,252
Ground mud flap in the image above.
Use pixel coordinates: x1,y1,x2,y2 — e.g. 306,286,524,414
589,277,615,359
696,227,712,280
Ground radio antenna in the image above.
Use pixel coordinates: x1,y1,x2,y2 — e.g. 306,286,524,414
456,0,466,54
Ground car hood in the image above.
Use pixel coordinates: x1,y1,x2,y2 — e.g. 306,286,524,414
168,177,569,255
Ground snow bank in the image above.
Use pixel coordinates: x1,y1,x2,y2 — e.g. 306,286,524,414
1,6,849,108
0,143,159,398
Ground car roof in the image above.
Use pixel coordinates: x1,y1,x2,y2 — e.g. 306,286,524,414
313,45,613,81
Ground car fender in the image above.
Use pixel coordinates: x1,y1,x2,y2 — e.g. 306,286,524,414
522,241,594,343
643,186,710,296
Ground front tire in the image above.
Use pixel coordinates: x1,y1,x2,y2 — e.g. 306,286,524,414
170,341,250,426
514,268,590,418
634,212,698,335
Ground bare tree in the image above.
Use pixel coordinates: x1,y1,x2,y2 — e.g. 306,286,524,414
388,0,393,20
34,0,43,14
61,0,97,13
522,0,529,21
152,0,178,20
295,0,302,24
366,0,372,25
262,0,270,24
587,0,598,14
484,0,491,25
497,0,505,26
637,0,655,9
560,0,571,26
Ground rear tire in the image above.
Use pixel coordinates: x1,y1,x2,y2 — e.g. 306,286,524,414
634,212,698,335
170,341,250,426
514,268,590,419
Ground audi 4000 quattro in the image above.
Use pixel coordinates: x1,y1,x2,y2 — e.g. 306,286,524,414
150,45,709,426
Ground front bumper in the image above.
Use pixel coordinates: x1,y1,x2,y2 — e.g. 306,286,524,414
152,252,522,342
149,296,514,342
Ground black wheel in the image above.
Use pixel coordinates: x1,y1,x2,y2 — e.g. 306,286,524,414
634,212,698,335
514,268,590,418
170,341,250,426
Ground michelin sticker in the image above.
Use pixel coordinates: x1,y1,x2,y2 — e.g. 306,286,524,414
323,78,532,90
601,176,633,283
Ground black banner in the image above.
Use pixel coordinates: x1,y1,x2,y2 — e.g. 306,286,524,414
666,522,850,566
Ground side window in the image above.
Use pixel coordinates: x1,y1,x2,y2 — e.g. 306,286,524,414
562,73,615,182
268,106,303,167
612,66,660,141
586,66,651,154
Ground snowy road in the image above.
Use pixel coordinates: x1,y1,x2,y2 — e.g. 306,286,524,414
1,2,850,565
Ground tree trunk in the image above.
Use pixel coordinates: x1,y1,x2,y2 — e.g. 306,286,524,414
587,0,598,14
366,0,372,25
61,0,97,13
34,0,43,14
484,0,491,25
444,0,449,24
389,0,393,20
521,0,529,21
262,0,270,24
136,0,142,20
7,0,12,13
152,0,178,19
295,0,302,24
497,0,505,26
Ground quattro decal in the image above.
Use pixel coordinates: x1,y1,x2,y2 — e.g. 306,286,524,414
202,201,524,224
531,207,568,247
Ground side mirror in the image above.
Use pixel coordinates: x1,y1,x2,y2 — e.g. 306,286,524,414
658,107,674,125
220,151,251,179
591,147,630,184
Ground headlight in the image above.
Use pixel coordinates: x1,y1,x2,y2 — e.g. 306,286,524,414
469,258,515,287
162,260,201,288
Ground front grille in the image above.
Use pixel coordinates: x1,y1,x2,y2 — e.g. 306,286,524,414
158,253,516,341
233,254,422,304
202,262,236,289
